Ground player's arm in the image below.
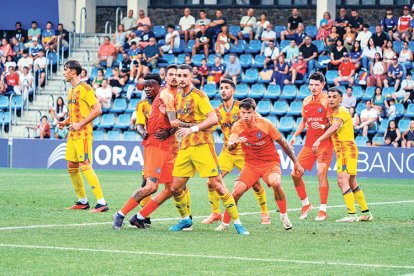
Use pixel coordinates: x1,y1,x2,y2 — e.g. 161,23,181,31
175,110,218,138
167,111,197,128
312,118,342,152
276,137,304,175
290,117,306,145
57,116,70,129
228,129,246,151
136,123,149,139
69,103,102,131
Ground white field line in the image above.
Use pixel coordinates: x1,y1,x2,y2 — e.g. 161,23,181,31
0,243,413,270
0,200,413,231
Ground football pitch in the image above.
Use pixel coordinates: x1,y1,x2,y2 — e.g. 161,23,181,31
0,168,413,275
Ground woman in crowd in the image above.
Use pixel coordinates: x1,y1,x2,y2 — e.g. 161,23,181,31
383,120,401,147
367,52,387,88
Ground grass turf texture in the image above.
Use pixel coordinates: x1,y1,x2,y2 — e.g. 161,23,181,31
0,168,413,275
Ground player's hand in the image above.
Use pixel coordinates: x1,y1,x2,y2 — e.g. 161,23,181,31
140,131,149,139
294,162,304,176
312,139,321,153
289,136,296,147
154,128,171,141
310,122,324,130
57,121,66,130
175,127,193,138
236,136,248,144
69,122,82,131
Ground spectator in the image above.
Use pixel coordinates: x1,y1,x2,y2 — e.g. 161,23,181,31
382,136,393,146
96,36,116,68
191,10,211,40
394,72,414,103
367,52,387,88
263,40,279,69
128,32,140,46
49,96,68,125
143,37,159,68
355,100,378,137
29,37,43,60
260,23,276,54
349,40,362,70
56,24,69,51
92,69,105,89
179,7,195,43
215,25,237,56
281,39,299,63
192,24,211,58
192,66,202,89
372,86,388,117
355,24,372,49
119,53,132,81
122,10,137,32
0,39,13,58
383,40,396,65
33,50,47,88
208,10,227,38
381,8,398,41
271,54,290,90
183,54,194,67
324,26,340,54
159,67,166,86
11,37,24,59
286,53,307,84
361,37,382,69
238,8,256,41
3,66,20,96
341,86,357,110
223,54,241,84
80,68,89,83
210,56,225,84
398,41,413,70
128,41,142,62
255,12,270,40
384,56,404,90
33,116,50,139
334,7,349,37
343,24,356,52
136,10,151,31
4,56,17,72
394,6,412,42
293,23,307,47
138,25,155,49
372,25,388,48
401,120,414,148
334,52,355,86
12,21,27,44
41,21,56,51
349,9,364,32
316,12,333,41
95,79,112,109
349,106,360,127
160,25,180,55
328,39,347,70
199,58,209,87
299,35,318,73
113,24,126,53
383,120,401,147
386,98,397,121
108,68,125,98
281,8,303,41
26,21,41,47
19,66,34,101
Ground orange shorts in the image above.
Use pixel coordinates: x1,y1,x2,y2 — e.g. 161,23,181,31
144,145,175,184
298,145,333,171
237,161,281,189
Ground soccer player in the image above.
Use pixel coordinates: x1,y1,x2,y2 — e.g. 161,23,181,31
113,73,181,229
167,64,249,235
312,87,373,222
215,98,304,231
202,79,271,225
290,72,333,221
59,60,108,212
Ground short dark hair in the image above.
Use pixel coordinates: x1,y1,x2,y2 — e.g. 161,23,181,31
130,41,137,46
200,9,206,13
220,78,236,89
31,21,37,25
346,86,353,91
41,115,48,121
166,64,178,73
15,21,21,26
309,71,326,83
64,60,82,75
178,64,192,71
407,72,412,76
167,24,175,29
144,73,162,85
239,98,256,110
328,86,344,97
46,21,53,26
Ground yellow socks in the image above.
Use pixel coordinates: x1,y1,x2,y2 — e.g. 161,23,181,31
208,187,221,214
353,187,369,212
140,195,152,208
220,192,239,220
68,167,86,200
172,190,189,218
253,186,269,214
184,187,191,216
80,165,105,204
343,188,356,215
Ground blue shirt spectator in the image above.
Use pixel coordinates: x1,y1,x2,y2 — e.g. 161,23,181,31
29,38,43,58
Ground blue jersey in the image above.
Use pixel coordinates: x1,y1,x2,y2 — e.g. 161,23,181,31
381,16,398,31
388,64,404,78
42,29,55,42
29,44,43,57
128,48,142,59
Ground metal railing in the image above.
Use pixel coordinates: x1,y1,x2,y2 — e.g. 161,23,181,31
47,95,55,112
9,94,22,127
94,34,101,50
80,7,87,38
71,21,76,53
105,21,112,36
83,49,90,65
115,7,123,30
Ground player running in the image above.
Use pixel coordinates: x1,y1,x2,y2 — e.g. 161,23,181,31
290,72,333,221
167,64,249,235
202,79,271,225
312,87,373,222
59,60,108,212
215,98,304,231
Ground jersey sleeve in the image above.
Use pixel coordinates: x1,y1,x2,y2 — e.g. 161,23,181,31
267,121,282,141
136,103,146,125
160,90,175,112
333,108,347,125
198,95,214,116
82,85,98,108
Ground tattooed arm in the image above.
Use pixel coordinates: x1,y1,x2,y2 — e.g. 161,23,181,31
276,137,304,175
167,111,197,128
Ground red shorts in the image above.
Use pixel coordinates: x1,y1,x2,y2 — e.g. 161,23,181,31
237,161,281,189
298,145,333,171
144,145,175,184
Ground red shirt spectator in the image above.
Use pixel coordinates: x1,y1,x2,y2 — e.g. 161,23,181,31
338,60,356,76
6,69,19,87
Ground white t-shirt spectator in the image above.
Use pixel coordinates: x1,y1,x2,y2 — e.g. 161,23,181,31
264,46,279,60
240,15,257,32
361,108,378,119
19,72,34,86
179,15,195,31
95,87,112,109
341,94,356,109
17,57,33,70
34,56,48,70
356,31,372,49
166,30,180,48
261,29,276,41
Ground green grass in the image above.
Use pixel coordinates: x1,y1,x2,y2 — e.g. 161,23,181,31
0,168,413,275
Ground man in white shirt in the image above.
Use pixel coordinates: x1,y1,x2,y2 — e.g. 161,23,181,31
238,8,257,41
356,24,372,49
19,66,34,101
263,40,279,69
122,10,137,32
179,8,195,43
95,79,113,110
260,23,276,54
356,100,378,137
33,50,47,88
341,86,357,110
393,71,413,101
160,25,180,55
17,50,33,72
190,10,211,40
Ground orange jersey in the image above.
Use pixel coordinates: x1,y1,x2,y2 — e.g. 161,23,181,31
215,101,244,156
302,92,332,148
67,82,97,140
175,87,214,150
230,116,282,166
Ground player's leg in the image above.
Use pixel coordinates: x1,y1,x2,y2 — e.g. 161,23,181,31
252,181,271,224
315,146,333,221
139,176,153,226
336,171,358,222
67,160,89,210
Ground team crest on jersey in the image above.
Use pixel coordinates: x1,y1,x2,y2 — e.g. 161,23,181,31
68,99,76,104
318,108,323,113
256,132,262,138
156,168,161,174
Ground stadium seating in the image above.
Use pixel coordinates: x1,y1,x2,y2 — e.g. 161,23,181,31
0,96,8,111
153,25,166,39
398,119,410,131
406,104,414,117
252,55,265,68
204,83,217,98
229,25,241,37
235,83,249,99
104,67,114,79
287,101,302,116
245,40,261,54
192,54,205,66
316,55,330,69
93,116,100,129
114,114,131,130
111,98,127,113
93,130,104,141
395,104,404,117
362,86,375,101
382,87,395,97
352,86,363,100
249,83,265,99
242,68,259,83
305,25,318,39
267,115,278,126
173,40,185,54
230,40,247,54
184,40,195,54
312,40,324,53
393,41,403,54
106,130,121,141
158,54,175,67
377,119,389,134
326,70,338,85
355,102,365,115
372,135,384,146
280,40,290,50
127,99,140,113
264,84,281,99
257,100,272,115
100,114,115,129
278,116,295,132
355,136,369,147
272,100,288,115
280,85,297,100
123,131,137,141
297,85,311,99
210,99,221,109
274,25,286,38
239,54,253,68
176,53,186,64
206,54,216,67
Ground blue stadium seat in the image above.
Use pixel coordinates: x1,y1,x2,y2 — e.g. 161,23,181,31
280,40,290,50
257,100,272,116
210,99,221,109
271,101,288,115
382,87,395,96
93,130,104,141
157,39,166,47
104,67,113,79
294,72,307,85
229,25,241,37
89,67,99,81
312,40,325,53
93,116,100,129
393,41,403,54
352,86,363,101
207,54,216,67
355,136,369,147
158,54,175,67
111,98,127,113
123,131,137,141
316,55,330,69
249,83,265,99
223,54,231,64
287,101,302,116
409,41,414,53
305,25,318,39
406,104,414,117
297,85,311,99
326,70,338,85
274,25,286,38
153,25,166,39
184,40,195,54
11,95,23,110
242,68,258,83
0,96,8,110
173,39,185,54
252,54,265,68
235,83,249,99
398,119,410,131
114,114,131,130
264,84,281,99
230,40,247,54
278,116,295,132
362,86,375,101
368,26,376,34
106,130,121,141
100,114,115,129
377,119,389,134
245,40,261,54
151,67,160,74
116,53,123,63
355,102,365,115
239,54,253,68
280,85,297,100
372,135,384,146
267,115,278,126
204,83,217,98
395,104,404,117
192,54,205,66
177,53,186,64
127,99,140,113
0,111,11,126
